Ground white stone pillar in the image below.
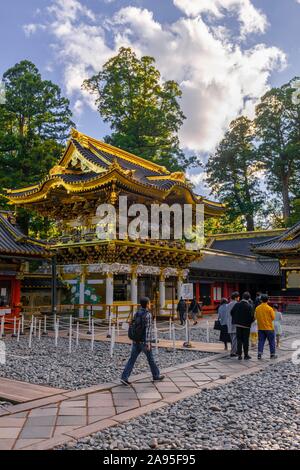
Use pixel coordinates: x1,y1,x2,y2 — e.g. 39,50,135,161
177,277,183,301
159,272,166,312
106,272,114,319
79,268,86,318
131,269,138,305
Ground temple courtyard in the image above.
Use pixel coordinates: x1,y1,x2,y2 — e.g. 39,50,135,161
0,315,299,451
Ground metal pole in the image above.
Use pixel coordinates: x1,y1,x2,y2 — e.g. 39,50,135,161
69,315,73,354
17,317,21,343
91,318,95,351
76,321,79,347
51,255,58,318
43,314,48,336
12,316,17,338
38,320,41,341
0,316,4,338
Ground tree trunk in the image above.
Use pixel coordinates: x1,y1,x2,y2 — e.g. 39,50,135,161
282,176,291,222
245,214,255,232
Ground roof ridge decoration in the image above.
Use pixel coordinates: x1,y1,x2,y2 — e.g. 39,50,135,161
69,129,170,175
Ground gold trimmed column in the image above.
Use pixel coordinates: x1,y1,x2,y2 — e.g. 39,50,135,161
131,266,138,305
159,269,166,312
177,270,184,301
105,272,114,319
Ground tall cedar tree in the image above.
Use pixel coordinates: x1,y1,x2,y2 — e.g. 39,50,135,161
83,47,196,171
206,116,264,231
0,60,74,234
255,79,300,222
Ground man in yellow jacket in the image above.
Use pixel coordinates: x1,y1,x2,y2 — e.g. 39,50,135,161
255,294,277,360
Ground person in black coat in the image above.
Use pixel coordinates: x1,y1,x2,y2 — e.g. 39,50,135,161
177,297,186,325
231,291,254,360
189,297,201,325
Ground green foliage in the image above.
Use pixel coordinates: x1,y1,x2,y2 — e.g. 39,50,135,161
206,116,264,231
287,198,300,227
205,214,246,235
0,60,74,234
255,78,300,221
83,47,197,172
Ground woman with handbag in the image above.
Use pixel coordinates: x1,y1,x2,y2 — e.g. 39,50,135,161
217,298,231,350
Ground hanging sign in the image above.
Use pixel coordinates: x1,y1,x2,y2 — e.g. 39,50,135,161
182,283,194,300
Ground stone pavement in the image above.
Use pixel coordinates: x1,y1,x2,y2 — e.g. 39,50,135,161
0,377,66,403
0,334,296,451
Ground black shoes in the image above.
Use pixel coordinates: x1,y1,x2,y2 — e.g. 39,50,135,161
153,375,165,382
244,355,251,360
238,356,243,360
257,354,262,360
121,379,131,386
270,354,278,359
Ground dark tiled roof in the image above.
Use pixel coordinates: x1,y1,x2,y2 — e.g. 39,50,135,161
252,222,300,254
190,249,280,277
0,215,49,257
211,236,277,257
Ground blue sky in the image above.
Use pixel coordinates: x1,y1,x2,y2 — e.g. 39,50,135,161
0,0,299,190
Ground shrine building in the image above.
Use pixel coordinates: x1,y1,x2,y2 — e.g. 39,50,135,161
6,130,224,318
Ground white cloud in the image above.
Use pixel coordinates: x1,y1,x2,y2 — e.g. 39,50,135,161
24,0,286,157
173,0,268,37
23,23,46,36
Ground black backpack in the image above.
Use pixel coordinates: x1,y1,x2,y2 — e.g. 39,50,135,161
128,310,147,342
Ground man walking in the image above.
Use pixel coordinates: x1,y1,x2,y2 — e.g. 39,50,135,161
255,294,277,360
177,297,186,325
121,297,165,386
231,292,254,360
225,291,240,357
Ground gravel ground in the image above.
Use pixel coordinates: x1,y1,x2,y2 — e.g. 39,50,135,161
282,314,300,329
0,336,213,390
60,359,300,451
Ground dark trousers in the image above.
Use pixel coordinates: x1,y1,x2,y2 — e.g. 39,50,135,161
236,327,250,357
258,330,276,356
121,342,160,381
179,311,185,325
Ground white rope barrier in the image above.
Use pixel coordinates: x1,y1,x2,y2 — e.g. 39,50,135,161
21,314,25,336
110,325,116,358
76,321,79,347
28,318,33,349
107,312,112,338
172,323,176,351
91,318,95,351
12,316,17,338
69,315,73,354
17,317,21,343
55,318,59,348
1,316,5,338
38,319,42,341
43,315,48,336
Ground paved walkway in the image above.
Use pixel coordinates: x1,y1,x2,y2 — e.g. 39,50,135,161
0,335,295,451
0,378,66,404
